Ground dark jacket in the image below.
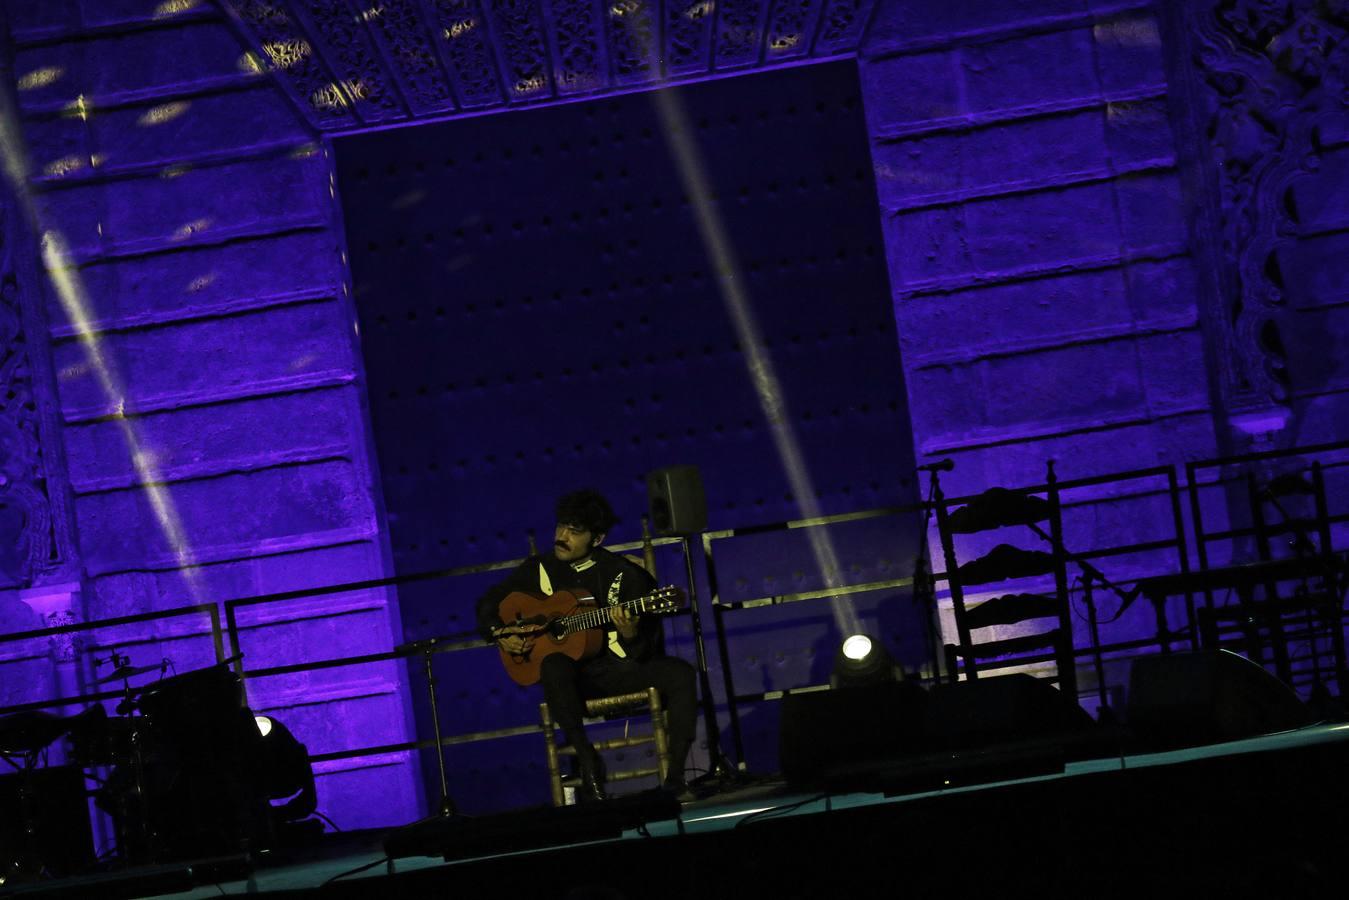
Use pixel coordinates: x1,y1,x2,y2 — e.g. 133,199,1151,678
475,547,664,663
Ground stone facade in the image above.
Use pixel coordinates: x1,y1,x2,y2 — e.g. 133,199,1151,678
2,0,418,828
0,0,1346,816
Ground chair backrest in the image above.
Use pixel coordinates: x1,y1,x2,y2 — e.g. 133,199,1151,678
935,461,1075,698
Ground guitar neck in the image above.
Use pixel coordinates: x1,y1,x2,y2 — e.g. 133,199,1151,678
563,596,657,633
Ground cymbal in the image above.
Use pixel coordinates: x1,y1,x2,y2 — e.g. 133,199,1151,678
93,664,161,684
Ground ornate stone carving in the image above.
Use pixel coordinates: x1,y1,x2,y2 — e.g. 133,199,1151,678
362,0,458,113
815,0,869,53
483,0,554,99
713,0,763,68
765,0,819,60
548,0,606,94
428,0,506,107
605,0,659,84
665,0,714,73
0,210,61,589
226,0,879,127
227,0,358,127
299,0,408,123
1184,0,1348,416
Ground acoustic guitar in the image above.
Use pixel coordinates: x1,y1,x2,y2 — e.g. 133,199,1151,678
492,586,685,686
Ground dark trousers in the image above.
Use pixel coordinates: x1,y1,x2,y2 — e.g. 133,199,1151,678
540,652,698,773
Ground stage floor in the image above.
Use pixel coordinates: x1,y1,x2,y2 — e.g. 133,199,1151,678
7,721,1349,898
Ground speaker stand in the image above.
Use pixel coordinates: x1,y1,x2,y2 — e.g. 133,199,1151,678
677,535,746,795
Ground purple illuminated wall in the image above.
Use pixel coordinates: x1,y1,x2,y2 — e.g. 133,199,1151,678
0,2,420,829
1,0,1347,827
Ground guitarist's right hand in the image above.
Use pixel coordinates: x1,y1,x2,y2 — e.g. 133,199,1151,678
497,634,533,656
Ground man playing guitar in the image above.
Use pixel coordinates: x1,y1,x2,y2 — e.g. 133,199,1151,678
476,489,696,801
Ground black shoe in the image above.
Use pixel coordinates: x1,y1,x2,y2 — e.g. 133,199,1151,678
575,748,607,803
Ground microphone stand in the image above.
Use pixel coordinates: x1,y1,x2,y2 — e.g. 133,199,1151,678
914,466,944,683
397,637,456,818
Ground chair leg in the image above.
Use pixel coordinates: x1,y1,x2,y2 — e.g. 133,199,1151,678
540,702,565,807
647,687,670,783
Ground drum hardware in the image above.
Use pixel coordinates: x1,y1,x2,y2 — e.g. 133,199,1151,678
0,707,102,883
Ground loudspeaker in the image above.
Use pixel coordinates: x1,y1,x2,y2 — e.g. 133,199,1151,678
779,681,928,785
1125,649,1313,749
926,673,1096,749
779,675,1102,790
646,465,707,536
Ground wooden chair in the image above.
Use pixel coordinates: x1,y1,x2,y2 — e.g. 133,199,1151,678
540,688,671,805
539,517,674,805
1195,462,1347,695
935,462,1077,699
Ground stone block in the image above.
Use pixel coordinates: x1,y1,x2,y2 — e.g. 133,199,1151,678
14,22,254,111
1115,170,1187,251
57,230,342,332
906,362,988,440
33,186,105,256
961,27,1098,115
859,49,963,129
52,299,354,418
896,266,1136,357
865,0,1088,52
40,153,329,256
311,754,421,829
875,106,1109,208
250,540,386,596
1277,231,1349,309
884,205,971,286
6,0,78,41
73,459,374,574
1104,97,1175,167
1122,257,1202,322
1093,11,1166,94
255,688,408,760
89,86,307,172
1136,329,1210,412
980,339,1147,427
963,180,1120,273
22,116,93,182
63,385,362,491
236,602,393,671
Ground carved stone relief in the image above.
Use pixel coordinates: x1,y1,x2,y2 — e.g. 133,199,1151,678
605,0,659,84
0,206,67,589
546,0,605,94
1184,0,1348,416
223,0,875,127
428,0,506,107
362,0,458,113
484,0,554,99
228,0,359,127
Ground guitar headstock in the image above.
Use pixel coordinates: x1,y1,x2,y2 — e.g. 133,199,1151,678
642,585,687,614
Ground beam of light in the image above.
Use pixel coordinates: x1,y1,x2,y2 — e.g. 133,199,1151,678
646,85,863,639
0,92,204,598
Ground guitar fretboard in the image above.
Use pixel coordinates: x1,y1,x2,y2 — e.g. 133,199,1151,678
560,595,665,635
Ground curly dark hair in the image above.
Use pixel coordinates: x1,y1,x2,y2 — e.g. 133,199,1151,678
555,489,618,536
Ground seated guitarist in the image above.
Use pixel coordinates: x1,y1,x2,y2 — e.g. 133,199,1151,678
475,489,696,802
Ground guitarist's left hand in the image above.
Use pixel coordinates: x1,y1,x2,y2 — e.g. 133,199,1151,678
612,605,640,640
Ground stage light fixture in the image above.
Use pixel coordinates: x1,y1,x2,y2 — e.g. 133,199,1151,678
253,715,317,822
831,633,897,689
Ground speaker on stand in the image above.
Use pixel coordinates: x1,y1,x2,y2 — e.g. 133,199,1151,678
644,466,740,787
